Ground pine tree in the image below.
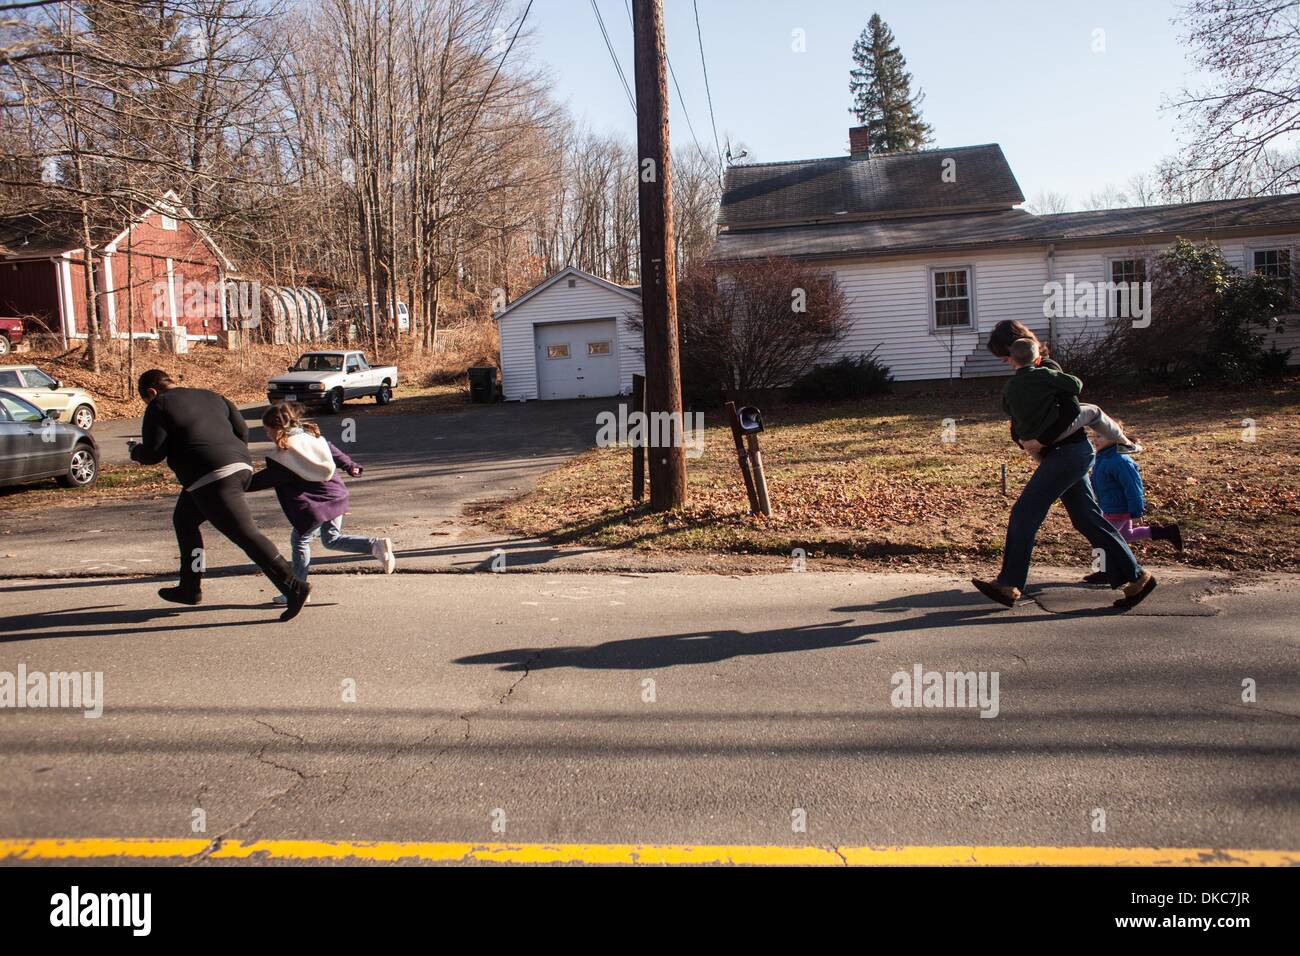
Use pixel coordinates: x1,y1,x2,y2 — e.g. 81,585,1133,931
849,14,932,154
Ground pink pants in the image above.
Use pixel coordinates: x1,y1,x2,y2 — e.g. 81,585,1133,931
1105,513,1152,542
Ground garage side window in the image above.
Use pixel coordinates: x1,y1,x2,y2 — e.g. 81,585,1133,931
546,344,570,359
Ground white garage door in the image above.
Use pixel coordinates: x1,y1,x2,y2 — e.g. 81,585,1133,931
535,319,619,400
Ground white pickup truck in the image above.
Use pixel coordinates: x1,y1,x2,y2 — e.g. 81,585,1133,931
266,350,398,415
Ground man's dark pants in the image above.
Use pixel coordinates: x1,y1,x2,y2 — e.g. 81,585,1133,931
996,437,1144,592
173,471,297,596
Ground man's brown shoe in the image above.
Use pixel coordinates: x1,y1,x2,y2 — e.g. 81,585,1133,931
1114,572,1157,610
972,578,1020,608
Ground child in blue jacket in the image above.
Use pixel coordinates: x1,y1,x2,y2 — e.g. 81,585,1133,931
1084,431,1182,581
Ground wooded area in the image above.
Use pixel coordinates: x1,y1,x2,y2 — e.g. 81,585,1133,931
0,0,721,369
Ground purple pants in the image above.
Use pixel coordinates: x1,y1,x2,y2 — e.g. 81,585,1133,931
1105,513,1152,542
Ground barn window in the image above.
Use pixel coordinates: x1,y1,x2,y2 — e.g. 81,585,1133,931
1252,248,1293,304
587,341,611,356
1107,257,1148,319
546,344,570,359
929,266,973,330
161,212,177,230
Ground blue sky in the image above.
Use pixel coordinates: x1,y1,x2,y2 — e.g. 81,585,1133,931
521,0,1214,207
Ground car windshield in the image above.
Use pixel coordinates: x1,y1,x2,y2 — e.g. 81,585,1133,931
0,392,44,424
293,354,344,372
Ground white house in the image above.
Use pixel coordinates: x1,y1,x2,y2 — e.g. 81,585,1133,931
493,265,645,401
711,126,1300,380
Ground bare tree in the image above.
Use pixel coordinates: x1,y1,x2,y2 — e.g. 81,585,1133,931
1167,0,1300,195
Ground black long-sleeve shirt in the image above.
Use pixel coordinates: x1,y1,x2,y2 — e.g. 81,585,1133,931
130,387,251,488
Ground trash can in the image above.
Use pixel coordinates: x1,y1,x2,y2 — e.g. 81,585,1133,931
468,366,497,403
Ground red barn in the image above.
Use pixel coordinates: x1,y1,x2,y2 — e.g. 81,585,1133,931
0,191,236,345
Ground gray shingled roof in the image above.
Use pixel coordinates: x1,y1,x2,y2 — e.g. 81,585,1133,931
1036,194,1300,239
711,193,1300,262
717,144,1025,228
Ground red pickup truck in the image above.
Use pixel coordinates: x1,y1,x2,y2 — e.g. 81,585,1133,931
0,317,23,355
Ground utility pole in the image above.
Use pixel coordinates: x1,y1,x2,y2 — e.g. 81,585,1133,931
631,0,688,510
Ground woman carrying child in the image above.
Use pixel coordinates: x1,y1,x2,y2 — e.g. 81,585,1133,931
972,320,1156,610
248,402,396,603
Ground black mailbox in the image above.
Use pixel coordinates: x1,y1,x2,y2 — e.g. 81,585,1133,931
737,405,764,434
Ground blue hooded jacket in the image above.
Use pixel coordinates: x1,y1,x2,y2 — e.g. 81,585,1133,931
1090,444,1145,517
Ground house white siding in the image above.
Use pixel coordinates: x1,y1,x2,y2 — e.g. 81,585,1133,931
496,271,644,401
821,248,1049,381
814,232,1300,382
1052,233,1300,364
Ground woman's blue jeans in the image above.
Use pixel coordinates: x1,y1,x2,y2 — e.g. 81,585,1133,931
291,516,374,581
997,437,1143,591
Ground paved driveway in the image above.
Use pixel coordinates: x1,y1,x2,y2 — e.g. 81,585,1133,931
1,397,619,578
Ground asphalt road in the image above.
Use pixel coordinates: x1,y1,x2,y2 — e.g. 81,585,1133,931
0,569,1296,863
2,397,617,577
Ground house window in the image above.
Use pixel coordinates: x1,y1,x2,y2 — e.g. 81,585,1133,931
546,344,570,359
1252,248,1293,303
1107,257,1148,318
930,267,972,330
160,212,177,230
587,341,611,356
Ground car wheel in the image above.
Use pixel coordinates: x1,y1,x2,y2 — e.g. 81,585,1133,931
71,404,95,430
324,388,344,415
0,334,9,355
57,444,98,488
375,382,393,405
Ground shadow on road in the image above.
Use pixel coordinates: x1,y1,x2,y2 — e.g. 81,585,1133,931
0,602,316,642
455,593,1122,672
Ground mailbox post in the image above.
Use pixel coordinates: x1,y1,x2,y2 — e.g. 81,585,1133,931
725,402,771,517
738,406,771,517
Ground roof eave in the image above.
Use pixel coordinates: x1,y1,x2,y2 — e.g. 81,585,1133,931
718,202,1024,231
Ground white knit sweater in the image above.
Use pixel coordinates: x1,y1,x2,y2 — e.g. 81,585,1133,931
268,427,336,482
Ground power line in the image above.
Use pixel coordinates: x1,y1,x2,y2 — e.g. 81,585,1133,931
693,0,723,181
463,0,535,135
622,0,713,173
592,0,637,115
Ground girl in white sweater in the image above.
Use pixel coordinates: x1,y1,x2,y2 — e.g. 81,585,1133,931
249,403,395,602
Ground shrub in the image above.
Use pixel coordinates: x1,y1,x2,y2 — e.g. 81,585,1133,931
788,349,894,402
1259,344,1294,378
635,258,849,406
1053,321,1131,386
1124,238,1288,386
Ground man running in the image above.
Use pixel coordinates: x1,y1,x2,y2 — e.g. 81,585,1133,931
129,369,311,621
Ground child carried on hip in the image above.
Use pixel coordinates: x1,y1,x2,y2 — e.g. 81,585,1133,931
1002,337,1140,460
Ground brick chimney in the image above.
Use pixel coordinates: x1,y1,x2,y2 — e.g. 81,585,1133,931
849,125,871,158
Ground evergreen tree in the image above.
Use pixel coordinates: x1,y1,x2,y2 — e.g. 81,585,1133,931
849,14,932,154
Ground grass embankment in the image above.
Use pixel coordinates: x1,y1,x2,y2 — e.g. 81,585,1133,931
489,378,1300,573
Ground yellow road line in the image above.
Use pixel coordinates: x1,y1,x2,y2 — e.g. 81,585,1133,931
0,838,1295,866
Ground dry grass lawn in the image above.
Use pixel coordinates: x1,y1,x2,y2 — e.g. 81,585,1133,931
489,377,1300,573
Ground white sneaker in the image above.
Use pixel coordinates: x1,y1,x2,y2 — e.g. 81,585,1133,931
372,537,396,574
272,592,312,606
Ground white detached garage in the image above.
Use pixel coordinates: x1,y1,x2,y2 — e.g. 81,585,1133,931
494,266,645,401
